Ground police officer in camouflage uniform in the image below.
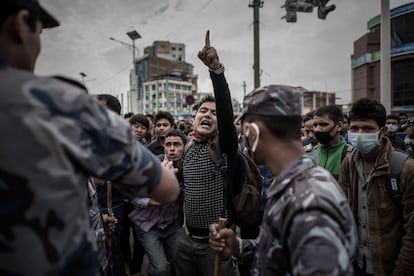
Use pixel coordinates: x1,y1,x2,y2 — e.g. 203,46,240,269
0,1,179,275
210,85,357,275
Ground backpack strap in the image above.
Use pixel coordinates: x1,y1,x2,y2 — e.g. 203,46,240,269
341,144,354,162
386,150,409,208
208,137,236,222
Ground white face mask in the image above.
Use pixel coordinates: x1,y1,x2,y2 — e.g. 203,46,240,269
347,131,379,154
245,122,260,153
386,124,398,132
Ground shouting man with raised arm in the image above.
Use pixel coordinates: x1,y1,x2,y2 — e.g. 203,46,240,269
174,31,241,276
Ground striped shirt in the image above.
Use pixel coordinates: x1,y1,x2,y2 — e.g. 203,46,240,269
183,141,225,232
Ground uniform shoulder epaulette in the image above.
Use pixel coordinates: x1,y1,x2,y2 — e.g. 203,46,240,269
52,75,88,94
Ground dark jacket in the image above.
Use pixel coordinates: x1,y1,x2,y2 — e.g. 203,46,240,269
147,137,164,156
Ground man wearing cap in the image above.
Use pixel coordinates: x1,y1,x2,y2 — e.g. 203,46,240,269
0,1,179,275
210,85,357,275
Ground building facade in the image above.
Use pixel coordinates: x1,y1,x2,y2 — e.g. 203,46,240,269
302,90,336,114
130,40,197,115
352,2,414,112
142,78,194,115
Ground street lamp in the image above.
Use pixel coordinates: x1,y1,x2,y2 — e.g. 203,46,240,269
109,37,139,60
126,30,144,113
126,30,141,61
109,30,142,114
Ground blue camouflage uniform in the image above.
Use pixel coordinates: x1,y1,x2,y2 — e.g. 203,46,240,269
240,152,357,275
0,62,162,275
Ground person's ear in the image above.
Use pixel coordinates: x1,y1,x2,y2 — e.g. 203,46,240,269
12,10,31,43
243,122,257,140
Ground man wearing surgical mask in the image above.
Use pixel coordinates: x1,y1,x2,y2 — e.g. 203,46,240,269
339,98,414,276
385,114,406,151
313,105,349,180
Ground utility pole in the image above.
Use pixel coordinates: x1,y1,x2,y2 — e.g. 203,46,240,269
381,0,391,113
249,0,263,89
242,80,247,98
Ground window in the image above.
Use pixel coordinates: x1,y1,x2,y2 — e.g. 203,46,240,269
393,59,414,107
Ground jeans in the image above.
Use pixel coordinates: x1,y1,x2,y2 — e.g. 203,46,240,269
174,228,238,276
136,222,180,276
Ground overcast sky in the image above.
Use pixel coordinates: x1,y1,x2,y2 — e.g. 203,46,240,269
36,0,412,106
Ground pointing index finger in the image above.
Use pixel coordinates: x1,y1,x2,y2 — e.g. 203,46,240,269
205,30,210,48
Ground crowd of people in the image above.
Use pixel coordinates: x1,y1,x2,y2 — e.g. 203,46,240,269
1,1,414,276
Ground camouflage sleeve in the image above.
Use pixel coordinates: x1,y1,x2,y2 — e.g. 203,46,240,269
27,78,162,197
287,211,353,275
239,238,258,265
76,99,163,197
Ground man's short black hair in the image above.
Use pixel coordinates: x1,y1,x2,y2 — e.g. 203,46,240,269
123,112,134,119
165,129,187,146
399,112,408,118
349,98,386,128
245,114,302,141
129,114,149,129
196,95,215,112
386,114,399,121
154,111,175,128
314,105,344,124
97,94,121,115
303,111,314,123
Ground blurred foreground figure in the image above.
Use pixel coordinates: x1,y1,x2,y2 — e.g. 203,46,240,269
0,1,179,275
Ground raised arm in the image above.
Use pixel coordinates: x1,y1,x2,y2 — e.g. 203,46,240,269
197,30,238,173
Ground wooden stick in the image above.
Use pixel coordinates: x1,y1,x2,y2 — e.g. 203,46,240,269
214,218,227,276
106,181,113,272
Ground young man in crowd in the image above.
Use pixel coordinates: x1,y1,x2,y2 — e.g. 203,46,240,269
302,111,317,151
147,111,175,155
339,98,414,275
175,31,241,276
129,114,150,145
0,1,179,274
129,130,187,276
385,114,406,151
398,112,409,132
313,105,349,180
210,85,357,275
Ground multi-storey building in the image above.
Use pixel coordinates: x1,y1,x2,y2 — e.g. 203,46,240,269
302,89,336,114
144,41,186,62
142,78,194,115
128,40,242,116
130,40,197,115
352,2,414,112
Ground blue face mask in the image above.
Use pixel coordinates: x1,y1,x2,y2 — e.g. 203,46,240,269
347,131,379,154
